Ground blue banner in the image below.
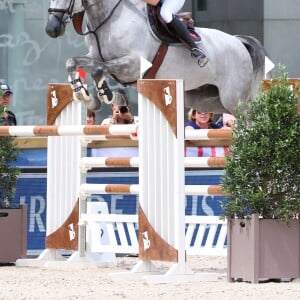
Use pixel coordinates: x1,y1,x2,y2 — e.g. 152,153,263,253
10,149,226,251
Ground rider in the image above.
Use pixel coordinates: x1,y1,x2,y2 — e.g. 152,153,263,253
156,0,208,67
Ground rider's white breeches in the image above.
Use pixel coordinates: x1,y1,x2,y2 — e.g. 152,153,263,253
160,0,185,23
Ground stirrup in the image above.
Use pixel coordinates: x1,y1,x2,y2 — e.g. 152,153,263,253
198,56,209,67
191,48,208,67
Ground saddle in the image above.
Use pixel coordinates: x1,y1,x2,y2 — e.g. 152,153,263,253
147,4,201,44
142,4,201,79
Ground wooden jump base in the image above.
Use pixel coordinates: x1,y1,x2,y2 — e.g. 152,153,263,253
79,214,227,256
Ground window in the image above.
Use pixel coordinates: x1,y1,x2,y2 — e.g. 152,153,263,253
197,0,207,11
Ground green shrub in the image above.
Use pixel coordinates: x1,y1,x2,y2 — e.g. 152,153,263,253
0,105,20,207
221,67,300,222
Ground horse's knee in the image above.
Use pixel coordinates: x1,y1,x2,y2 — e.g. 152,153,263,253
91,67,105,84
66,58,77,73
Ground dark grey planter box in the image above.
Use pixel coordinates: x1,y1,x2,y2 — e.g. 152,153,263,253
0,204,27,263
228,214,300,283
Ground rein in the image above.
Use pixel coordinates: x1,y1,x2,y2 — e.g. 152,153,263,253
73,0,123,36
72,0,126,84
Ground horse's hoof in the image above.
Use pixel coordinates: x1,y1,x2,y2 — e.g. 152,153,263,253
198,56,208,67
99,92,115,104
87,96,102,112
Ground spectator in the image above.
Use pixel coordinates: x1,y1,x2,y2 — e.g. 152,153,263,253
91,89,138,157
86,110,96,125
184,109,231,157
214,113,236,128
185,109,222,129
0,83,17,126
222,113,236,128
101,89,138,125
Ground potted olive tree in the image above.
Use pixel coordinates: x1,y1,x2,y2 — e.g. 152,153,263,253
0,103,27,263
221,67,300,283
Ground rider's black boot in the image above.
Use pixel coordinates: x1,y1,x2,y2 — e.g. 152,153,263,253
168,17,208,67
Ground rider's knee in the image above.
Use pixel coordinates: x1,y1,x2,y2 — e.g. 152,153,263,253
160,7,173,23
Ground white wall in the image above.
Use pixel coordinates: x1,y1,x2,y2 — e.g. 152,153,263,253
264,0,300,77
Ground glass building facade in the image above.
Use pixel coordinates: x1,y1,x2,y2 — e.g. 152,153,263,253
1,0,299,125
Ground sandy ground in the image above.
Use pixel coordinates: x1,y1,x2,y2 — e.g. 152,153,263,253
1,255,300,300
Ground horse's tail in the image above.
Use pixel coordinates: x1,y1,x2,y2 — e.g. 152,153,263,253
235,35,266,75
236,35,270,98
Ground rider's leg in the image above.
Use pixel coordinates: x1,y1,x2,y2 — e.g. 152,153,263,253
160,0,208,67
167,17,208,67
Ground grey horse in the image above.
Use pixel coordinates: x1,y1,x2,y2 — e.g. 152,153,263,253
45,0,267,113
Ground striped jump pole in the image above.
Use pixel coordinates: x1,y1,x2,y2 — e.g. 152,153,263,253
0,125,231,140
0,124,137,137
185,128,232,140
79,183,227,197
80,156,226,172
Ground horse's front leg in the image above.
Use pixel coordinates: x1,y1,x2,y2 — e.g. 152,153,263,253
90,55,139,104
91,68,114,104
66,56,102,111
99,55,140,84
66,57,91,102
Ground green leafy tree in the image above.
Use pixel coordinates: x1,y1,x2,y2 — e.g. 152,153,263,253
221,67,300,222
0,105,20,207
